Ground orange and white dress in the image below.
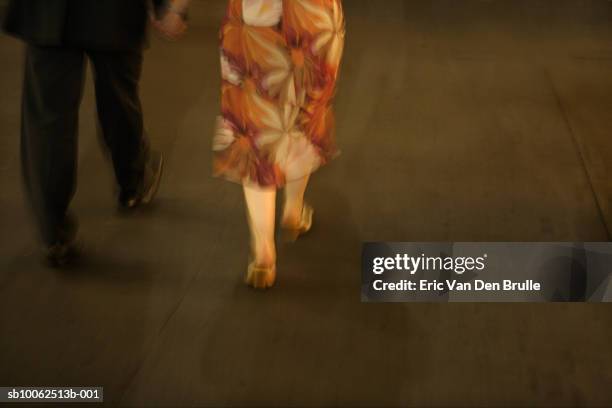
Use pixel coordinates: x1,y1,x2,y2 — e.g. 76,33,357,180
213,0,345,187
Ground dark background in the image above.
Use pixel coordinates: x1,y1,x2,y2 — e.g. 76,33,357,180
1,1,612,406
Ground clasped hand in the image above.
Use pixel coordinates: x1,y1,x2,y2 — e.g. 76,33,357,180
151,8,187,41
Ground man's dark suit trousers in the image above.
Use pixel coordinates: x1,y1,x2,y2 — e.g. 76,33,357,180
21,45,149,245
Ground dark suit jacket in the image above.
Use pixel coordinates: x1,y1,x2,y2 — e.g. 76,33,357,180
3,0,166,50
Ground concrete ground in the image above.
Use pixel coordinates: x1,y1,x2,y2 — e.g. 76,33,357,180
1,0,612,406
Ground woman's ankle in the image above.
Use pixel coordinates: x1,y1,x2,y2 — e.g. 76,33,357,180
282,202,303,227
253,242,276,266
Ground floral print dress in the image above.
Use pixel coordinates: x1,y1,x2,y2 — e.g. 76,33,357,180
213,0,345,188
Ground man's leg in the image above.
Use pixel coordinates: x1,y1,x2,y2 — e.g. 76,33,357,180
21,45,85,250
87,49,162,208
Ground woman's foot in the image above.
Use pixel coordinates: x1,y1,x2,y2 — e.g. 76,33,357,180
281,203,314,242
246,241,276,289
245,261,276,289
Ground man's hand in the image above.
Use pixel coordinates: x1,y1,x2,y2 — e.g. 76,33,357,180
151,10,187,41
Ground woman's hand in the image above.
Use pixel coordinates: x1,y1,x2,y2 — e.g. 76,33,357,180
151,10,187,41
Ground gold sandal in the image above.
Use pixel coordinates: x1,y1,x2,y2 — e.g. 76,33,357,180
245,261,276,289
282,203,314,242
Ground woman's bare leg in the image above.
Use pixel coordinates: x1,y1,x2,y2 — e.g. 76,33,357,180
243,184,276,267
282,175,310,227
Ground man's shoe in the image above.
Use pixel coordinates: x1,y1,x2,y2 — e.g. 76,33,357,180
44,239,82,268
120,150,164,209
